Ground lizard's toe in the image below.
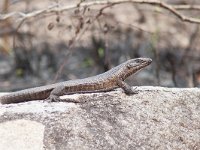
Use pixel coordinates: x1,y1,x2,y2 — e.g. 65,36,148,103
125,87,139,95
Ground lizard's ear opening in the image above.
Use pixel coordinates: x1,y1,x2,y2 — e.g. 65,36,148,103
126,63,133,69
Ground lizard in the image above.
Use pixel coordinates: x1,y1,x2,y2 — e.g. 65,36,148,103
0,58,152,104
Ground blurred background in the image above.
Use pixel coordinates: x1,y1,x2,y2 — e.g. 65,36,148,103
0,0,200,92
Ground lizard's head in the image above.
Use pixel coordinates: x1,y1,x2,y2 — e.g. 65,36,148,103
116,58,152,80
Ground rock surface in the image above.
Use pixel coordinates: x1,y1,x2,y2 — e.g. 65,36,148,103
0,86,200,150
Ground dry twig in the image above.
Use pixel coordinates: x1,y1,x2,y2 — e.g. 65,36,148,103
1,0,200,24
173,5,200,11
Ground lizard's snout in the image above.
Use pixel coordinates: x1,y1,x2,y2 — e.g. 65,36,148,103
147,58,152,64
136,58,152,64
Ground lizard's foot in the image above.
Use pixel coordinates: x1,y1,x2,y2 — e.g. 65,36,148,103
45,95,62,102
45,85,67,102
124,87,139,95
117,80,139,95
125,87,139,95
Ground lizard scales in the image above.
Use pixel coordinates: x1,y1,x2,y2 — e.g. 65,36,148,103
0,58,152,104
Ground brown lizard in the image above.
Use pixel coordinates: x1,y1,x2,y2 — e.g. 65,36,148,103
0,58,152,104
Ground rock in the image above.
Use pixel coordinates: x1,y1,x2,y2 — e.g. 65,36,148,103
0,86,200,150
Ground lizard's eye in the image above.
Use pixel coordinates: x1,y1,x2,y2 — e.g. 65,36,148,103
135,59,143,63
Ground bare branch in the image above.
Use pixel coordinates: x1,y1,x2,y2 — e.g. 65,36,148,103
1,0,200,24
173,5,200,11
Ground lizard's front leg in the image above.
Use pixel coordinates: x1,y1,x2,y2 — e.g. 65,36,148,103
116,80,138,95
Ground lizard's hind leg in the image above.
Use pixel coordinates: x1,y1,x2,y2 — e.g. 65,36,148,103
46,85,66,102
45,85,81,103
